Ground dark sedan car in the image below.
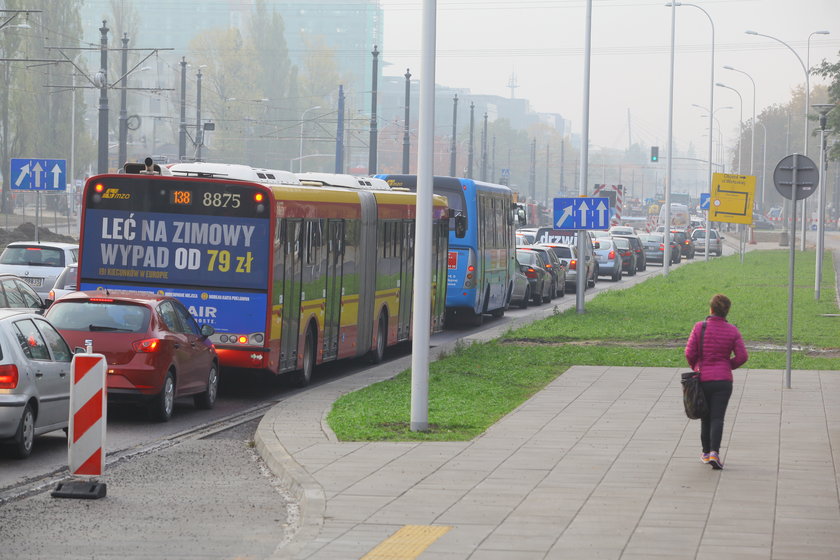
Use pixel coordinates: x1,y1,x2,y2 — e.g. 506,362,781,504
611,236,637,276
639,233,681,265
671,229,695,259
611,234,646,272
516,249,553,305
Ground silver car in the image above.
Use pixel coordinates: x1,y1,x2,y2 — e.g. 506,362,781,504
0,241,79,298
46,262,78,306
691,228,723,257
0,310,72,458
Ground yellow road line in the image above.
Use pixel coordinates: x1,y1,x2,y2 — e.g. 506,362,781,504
361,525,452,559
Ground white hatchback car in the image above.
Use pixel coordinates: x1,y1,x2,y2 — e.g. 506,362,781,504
0,309,72,458
0,242,79,298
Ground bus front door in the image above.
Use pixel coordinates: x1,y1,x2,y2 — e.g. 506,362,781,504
280,219,303,372
322,220,344,361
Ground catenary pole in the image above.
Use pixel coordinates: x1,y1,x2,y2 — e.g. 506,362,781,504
410,0,437,432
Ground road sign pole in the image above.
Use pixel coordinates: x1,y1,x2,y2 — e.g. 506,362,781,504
785,155,798,389
35,192,40,243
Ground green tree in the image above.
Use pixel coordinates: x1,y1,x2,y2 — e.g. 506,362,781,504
189,28,262,163
813,54,840,161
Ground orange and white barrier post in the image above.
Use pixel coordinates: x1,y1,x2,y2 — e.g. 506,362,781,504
52,341,107,499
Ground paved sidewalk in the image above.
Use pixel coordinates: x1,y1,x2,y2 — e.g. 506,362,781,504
255,240,840,559
257,362,840,560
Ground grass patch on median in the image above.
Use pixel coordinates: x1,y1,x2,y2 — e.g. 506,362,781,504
327,249,840,441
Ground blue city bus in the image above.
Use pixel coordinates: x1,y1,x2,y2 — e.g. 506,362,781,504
377,175,517,326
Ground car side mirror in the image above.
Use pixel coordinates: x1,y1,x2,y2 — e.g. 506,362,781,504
200,324,215,338
593,241,600,249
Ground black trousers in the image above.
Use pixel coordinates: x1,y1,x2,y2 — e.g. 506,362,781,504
700,380,733,453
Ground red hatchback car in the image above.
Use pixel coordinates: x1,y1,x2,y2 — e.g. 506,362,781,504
46,292,218,422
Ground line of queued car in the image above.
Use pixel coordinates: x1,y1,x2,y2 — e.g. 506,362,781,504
0,241,218,459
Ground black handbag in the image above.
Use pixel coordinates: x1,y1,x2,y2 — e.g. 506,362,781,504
681,321,708,419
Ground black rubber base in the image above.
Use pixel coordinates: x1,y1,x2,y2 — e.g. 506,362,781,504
51,480,107,500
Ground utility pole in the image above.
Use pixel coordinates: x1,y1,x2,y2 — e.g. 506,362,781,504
179,57,186,161
467,102,474,178
545,143,550,203
402,68,411,173
97,21,109,174
560,138,566,194
449,94,458,176
335,85,345,173
491,135,496,183
118,33,128,167
368,45,379,174
481,112,487,181
195,67,203,160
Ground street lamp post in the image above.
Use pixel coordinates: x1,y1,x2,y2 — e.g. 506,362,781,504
715,83,744,174
669,2,715,263
299,105,321,173
723,66,756,175
746,29,828,250
813,104,835,300
756,121,768,211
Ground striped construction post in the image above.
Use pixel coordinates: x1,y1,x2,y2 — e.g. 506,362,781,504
52,351,107,499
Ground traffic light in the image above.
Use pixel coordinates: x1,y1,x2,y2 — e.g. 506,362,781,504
650,146,659,162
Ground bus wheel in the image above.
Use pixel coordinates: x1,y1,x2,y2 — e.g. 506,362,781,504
470,311,484,327
367,315,387,364
291,328,316,387
491,306,505,318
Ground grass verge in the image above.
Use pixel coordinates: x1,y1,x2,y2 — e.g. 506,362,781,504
327,249,840,441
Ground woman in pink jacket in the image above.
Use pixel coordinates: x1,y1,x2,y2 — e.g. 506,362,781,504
685,294,748,469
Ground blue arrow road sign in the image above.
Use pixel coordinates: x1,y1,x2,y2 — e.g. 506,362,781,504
700,192,710,210
553,197,611,230
10,158,67,191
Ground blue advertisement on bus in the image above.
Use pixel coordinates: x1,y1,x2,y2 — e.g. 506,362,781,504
81,209,270,291
77,282,267,335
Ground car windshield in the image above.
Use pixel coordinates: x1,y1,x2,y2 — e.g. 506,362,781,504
47,301,150,333
0,246,65,267
641,234,663,243
596,240,613,250
613,238,630,249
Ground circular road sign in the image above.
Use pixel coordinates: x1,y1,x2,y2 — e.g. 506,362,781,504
773,154,819,201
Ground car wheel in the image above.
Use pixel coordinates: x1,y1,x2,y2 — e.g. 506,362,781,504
628,262,636,276
12,402,35,459
150,371,176,422
194,362,219,410
612,269,621,282
519,287,530,309
532,286,543,305
491,306,505,318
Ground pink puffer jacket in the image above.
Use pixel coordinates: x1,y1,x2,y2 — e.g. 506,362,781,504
685,315,748,382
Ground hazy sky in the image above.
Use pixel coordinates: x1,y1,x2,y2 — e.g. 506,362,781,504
382,0,840,156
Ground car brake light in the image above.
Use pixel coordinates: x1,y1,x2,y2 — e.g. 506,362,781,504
569,259,577,270
0,364,18,388
49,289,56,300
659,244,665,250
132,338,161,353
608,251,615,259
685,240,690,245
238,335,248,343
524,267,537,279
89,297,114,303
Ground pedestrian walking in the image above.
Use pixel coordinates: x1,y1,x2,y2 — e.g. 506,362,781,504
684,294,748,469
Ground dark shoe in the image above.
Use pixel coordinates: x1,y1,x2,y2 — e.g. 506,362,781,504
709,451,723,470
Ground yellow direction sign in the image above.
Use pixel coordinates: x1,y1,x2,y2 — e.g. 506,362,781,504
709,173,756,225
